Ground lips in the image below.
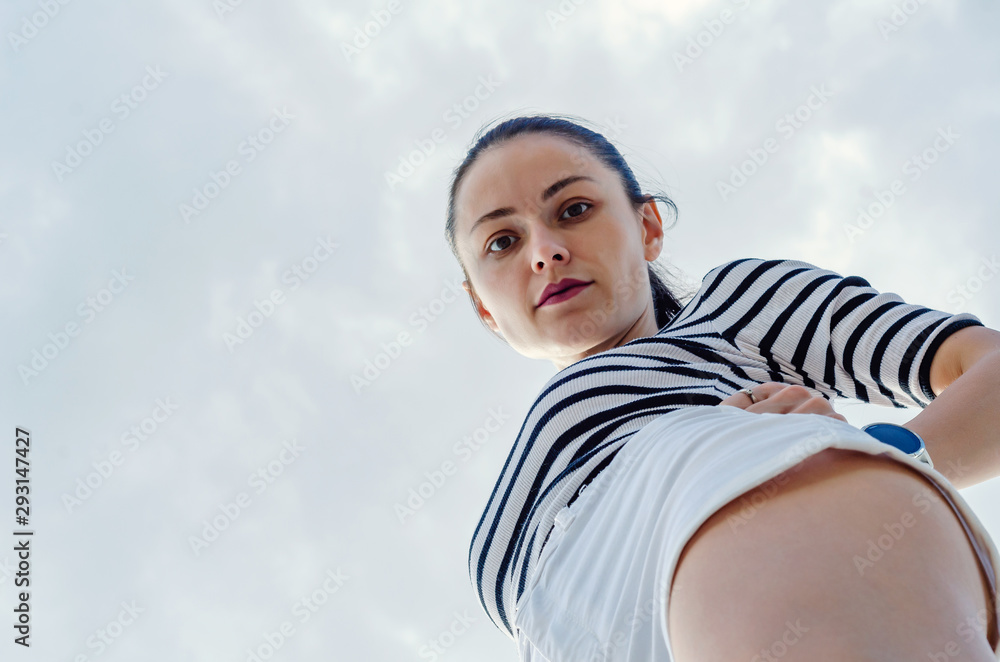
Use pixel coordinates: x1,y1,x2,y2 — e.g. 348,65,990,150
538,278,592,307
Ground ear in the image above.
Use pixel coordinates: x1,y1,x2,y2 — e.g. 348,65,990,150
463,280,502,335
639,200,665,262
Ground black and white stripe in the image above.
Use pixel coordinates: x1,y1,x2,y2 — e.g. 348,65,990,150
467,257,983,639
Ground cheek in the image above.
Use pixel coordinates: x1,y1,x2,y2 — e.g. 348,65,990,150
608,253,649,303
478,269,523,313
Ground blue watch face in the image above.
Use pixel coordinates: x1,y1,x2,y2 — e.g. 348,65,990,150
864,423,922,454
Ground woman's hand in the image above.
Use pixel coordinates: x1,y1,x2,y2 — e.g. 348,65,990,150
719,382,848,423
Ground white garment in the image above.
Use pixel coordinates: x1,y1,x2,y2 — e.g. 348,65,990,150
513,405,1000,661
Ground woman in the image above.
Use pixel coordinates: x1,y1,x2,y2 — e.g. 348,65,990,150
444,113,1000,661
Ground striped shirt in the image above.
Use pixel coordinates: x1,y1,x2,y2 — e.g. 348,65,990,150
466,256,984,639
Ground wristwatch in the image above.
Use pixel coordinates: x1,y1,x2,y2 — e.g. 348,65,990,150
860,422,933,468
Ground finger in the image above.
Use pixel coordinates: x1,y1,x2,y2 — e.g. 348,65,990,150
726,382,806,410
766,384,814,404
749,386,812,413
742,382,787,402
746,397,800,415
753,382,824,405
753,382,788,397
788,399,848,423
789,397,837,416
718,391,752,409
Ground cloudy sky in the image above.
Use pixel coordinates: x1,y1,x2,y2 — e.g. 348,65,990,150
1,0,999,660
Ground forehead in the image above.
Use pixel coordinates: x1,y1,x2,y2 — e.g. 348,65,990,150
455,134,607,231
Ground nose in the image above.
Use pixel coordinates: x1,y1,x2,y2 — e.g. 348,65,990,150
529,226,569,273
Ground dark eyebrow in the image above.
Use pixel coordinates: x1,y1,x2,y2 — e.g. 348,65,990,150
467,175,596,237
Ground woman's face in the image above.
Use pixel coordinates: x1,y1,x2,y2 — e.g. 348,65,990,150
454,133,665,370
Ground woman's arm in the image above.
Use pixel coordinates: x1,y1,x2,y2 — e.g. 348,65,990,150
902,326,1000,490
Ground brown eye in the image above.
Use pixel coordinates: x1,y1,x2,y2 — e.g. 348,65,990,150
486,235,516,255
560,201,591,219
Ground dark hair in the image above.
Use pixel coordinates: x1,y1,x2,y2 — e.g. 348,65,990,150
444,112,692,343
